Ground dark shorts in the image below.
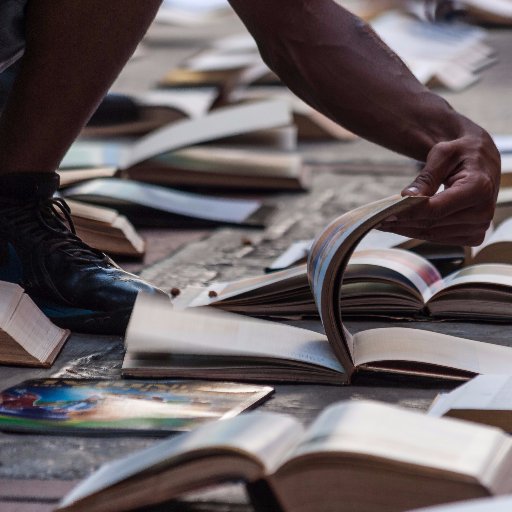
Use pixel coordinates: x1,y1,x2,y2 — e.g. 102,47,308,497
0,0,27,73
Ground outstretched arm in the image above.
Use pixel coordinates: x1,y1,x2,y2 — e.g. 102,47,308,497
228,0,500,246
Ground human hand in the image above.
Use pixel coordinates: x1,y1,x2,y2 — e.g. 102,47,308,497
380,129,501,246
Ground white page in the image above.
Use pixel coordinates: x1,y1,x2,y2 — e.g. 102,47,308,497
61,101,291,170
121,100,292,169
288,400,509,490
354,327,512,376
429,375,512,413
126,295,344,373
59,411,302,509
63,179,262,224
0,282,23,325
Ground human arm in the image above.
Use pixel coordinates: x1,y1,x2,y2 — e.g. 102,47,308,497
228,0,500,245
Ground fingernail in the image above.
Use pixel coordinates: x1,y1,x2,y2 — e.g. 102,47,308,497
406,186,420,195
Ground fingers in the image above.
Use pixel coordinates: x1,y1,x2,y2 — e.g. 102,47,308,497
379,222,490,247
387,181,494,227
402,141,460,197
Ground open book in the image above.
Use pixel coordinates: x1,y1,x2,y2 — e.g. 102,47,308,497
66,199,145,258
371,11,494,91
0,282,70,367
124,195,512,384
57,400,512,512
428,375,512,431
173,249,512,322
61,101,309,191
62,179,274,228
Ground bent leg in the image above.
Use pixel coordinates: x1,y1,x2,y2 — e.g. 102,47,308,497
0,0,162,174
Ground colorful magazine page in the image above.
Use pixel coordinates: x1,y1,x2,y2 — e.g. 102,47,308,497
0,379,273,436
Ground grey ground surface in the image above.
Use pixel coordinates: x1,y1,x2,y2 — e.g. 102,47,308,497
1,19,511,512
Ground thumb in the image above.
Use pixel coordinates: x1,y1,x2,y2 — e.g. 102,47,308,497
402,142,455,197
402,168,441,197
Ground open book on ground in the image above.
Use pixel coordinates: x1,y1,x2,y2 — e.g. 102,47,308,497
61,101,309,191
57,400,512,512
62,179,274,228
124,195,512,384
0,282,70,368
81,93,192,138
266,230,466,274
371,11,494,91
161,33,355,142
269,215,512,272
173,249,512,322
229,87,357,141
428,375,512,431
66,199,145,258
82,90,296,149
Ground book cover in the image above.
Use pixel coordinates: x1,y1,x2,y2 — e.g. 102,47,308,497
0,379,273,436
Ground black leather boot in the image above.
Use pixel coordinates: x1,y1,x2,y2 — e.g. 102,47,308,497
0,172,168,334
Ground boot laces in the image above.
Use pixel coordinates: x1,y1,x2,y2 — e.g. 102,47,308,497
0,196,106,263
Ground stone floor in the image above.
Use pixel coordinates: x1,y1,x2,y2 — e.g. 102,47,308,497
1,16,512,512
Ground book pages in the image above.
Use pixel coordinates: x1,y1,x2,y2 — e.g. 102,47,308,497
59,411,302,510
307,194,425,375
126,297,343,374
353,328,512,377
122,100,292,169
428,375,512,418
285,401,510,490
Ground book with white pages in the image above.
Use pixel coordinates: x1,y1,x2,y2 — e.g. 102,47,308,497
65,199,145,258
371,12,494,91
62,178,275,228
61,101,308,190
428,375,512,431
127,195,512,384
0,281,70,368
57,400,512,512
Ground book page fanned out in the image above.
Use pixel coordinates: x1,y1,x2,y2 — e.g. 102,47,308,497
307,195,426,376
307,194,512,382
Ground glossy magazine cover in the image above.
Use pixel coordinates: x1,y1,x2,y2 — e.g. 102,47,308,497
0,379,273,436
